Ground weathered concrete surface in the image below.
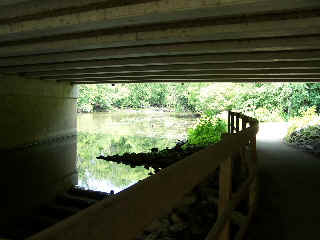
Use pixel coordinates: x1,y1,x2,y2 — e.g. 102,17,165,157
1,0,319,38
0,0,319,83
0,75,78,227
1,13,320,57
0,0,30,6
23,65,320,79
3,51,320,74
2,35,320,65
0,75,77,148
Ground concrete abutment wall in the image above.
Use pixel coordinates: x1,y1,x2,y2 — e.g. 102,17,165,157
0,74,78,226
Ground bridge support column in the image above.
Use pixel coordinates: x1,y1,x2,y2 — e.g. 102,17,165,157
0,74,78,226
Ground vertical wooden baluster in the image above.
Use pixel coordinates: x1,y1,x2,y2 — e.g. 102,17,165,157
236,114,240,133
249,135,258,215
228,111,231,134
242,118,246,131
239,145,247,185
230,113,234,134
218,156,232,240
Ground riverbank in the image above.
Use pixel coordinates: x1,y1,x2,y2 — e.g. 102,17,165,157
76,110,200,192
77,107,201,117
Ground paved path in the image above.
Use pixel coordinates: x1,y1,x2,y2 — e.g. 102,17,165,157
248,123,320,239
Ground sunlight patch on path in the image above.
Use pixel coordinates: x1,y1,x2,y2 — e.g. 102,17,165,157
257,122,290,142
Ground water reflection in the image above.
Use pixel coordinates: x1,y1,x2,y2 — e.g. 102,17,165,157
77,110,198,193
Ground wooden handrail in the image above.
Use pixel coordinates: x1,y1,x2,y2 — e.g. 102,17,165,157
205,172,256,240
210,111,258,240
228,110,258,134
28,111,259,240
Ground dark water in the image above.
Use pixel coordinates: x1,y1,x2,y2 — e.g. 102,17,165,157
77,110,198,193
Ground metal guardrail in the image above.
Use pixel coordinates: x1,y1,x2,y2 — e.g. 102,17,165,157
28,111,259,240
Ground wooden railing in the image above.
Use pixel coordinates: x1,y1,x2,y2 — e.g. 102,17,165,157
28,111,259,240
206,111,259,240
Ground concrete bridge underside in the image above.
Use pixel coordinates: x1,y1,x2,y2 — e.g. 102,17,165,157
1,0,320,84
0,0,320,238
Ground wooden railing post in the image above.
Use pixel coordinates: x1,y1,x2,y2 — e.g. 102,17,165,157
249,135,258,214
208,111,258,240
242,117,246,131
227,111,231,134
230,113,234,134
218,155,232,240
236,113,240,133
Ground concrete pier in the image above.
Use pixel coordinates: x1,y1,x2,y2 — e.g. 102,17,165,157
0,75,78,226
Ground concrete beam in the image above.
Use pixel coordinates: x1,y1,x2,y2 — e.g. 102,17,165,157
2,35,320,65
58,74,320,82
23,63,320,78
2,15,320,58
42,71,320,81
1,0,320,42
0,0,31,6
71,78,320,84
0,0,156,23
2,50,320,73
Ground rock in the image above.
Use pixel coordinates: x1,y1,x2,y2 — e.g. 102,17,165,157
135,171,220,240
207,195,219,205
151,148,159,153
144,219,163,232
169,223,186,232
313,142,320,153
180,195,197,206
190,223,203,235
144,232,160,240
170,213,183,225
176,205,190,217
305,144,314,151
160,218,170,227
198,187,219,199
160,237,175,240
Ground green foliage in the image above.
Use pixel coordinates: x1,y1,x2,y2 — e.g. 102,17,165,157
186,116,227,146
287,125,320,145
253,107,283,122
285,106,320,142
77,85,114,112
78,82,320,121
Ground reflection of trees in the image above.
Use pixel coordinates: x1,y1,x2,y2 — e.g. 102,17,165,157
77,153,149,189
77,132,175,156
77,132,175,189
109,137,132,155
77,156,90,189
141,137,160,150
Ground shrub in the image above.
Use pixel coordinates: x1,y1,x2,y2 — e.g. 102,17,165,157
287,125,320,145
78,103,93,113
186,115,227,146
285,106,320,142
253,107,283,122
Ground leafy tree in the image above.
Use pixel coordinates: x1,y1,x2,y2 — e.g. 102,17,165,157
77,82,320,120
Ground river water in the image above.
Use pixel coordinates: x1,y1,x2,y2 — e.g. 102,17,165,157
77,110,198,193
